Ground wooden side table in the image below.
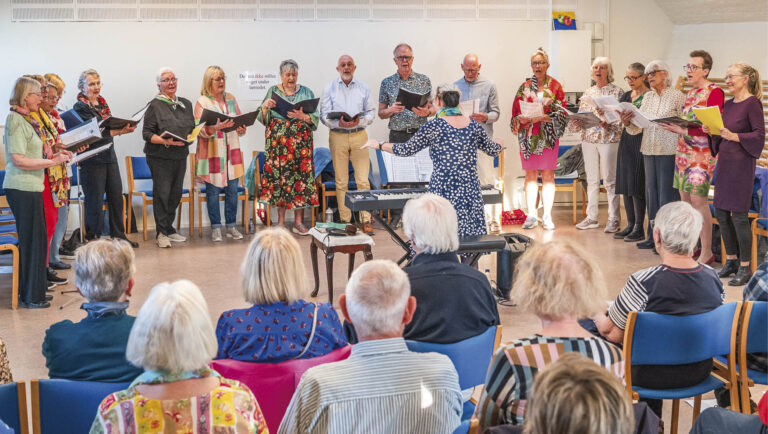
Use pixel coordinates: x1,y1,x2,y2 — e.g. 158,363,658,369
308,228,374,302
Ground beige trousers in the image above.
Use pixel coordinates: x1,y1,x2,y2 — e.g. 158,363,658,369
329,130,370,223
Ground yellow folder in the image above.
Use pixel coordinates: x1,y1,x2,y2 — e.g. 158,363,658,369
692,106,724,135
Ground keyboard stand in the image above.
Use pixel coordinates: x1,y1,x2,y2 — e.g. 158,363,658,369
371,212,413,266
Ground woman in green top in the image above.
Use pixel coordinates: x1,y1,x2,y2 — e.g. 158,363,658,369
4,77,71,308
257,59,319,235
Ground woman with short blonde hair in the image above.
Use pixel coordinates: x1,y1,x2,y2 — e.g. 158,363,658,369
215,227,347,363
91,280,269,433
476,239,623,430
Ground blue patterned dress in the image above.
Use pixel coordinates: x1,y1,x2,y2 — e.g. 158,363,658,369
393,118,502,237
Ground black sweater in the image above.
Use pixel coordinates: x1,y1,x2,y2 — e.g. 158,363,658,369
141,97,195,160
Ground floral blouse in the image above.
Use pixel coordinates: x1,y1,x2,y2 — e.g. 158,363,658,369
90,371,268,434
567,83,624,144
626,87,686,155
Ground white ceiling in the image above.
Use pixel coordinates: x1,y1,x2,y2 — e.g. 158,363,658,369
654,0,768,24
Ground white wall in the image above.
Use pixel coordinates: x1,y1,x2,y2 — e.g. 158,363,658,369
666,21,768,79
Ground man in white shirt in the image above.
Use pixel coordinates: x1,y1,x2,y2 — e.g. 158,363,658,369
278,259,462,434
454,53,502,232
320,55,376,234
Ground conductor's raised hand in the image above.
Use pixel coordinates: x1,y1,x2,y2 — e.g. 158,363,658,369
412,105,430,117
361,139,378,150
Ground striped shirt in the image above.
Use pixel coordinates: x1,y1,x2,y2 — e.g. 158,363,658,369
608,264,725,330
278,337,462,434
475,335,623,429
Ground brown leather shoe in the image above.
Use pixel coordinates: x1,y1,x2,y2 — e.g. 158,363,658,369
362,222,374,235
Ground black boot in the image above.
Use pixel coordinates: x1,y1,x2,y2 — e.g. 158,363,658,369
718,260,739,278
637,220,654,249
614,224,633,239
624,225,645,242
729,266,751,286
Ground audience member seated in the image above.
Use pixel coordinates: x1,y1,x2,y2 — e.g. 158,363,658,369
690,392,767,434
593,200,724,417
90,280,268,433
215,228,347,362
0,337,10,384
278,260,462,433
42,239,143,382
525,353,635,434
476,239,623,430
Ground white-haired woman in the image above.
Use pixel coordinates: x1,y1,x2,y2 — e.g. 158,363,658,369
90,280,268,433
476,238,623,430
620,60,685,250
195,65,247,242
42,239,142,382
365,84,503,238
73,69,138,247
570,57,624,232
5,77,72,308
215,227,347,362
258,59,320,234
142,67,195,248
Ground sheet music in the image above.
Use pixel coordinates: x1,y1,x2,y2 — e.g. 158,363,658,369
69,143,111,165
519,101,544,118
59,117,100,148
619,102,653,129
381,148,433,183
590,95,621,123
459,99,478,115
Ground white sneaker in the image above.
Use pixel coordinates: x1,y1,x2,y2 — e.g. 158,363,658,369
542,215,555,230
604,219,620,233
226,227,244,240
522,215,538,229
576,218,600,230
168,233,186,242
211,228,223,242
156,234,171,248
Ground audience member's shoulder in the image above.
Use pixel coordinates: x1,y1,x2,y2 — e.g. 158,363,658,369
45,319,77,336
629,264,664,281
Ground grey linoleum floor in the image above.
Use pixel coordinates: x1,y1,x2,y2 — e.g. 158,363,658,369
0,206,764,433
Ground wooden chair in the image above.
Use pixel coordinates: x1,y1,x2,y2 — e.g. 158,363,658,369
533,144,583,224
0,233,19,310
751,218,768,272
0,381,28,434
192,153,249,237
125,155,194,241
622,303,741,433
251,151,271,227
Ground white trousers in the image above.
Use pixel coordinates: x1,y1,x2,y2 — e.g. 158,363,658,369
582,141,620,222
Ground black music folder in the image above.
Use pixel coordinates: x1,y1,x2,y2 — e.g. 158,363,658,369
99,102,150,130
325,109,373,122
198,109,259,133
395,88,429,111
271,93,320,119
60,109,84,130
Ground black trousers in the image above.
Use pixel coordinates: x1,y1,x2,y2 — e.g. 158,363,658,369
6,189,47,304
388,129,417,220
714,208,751,262
80,162,125,239
623,194,646,229
147,157,186,237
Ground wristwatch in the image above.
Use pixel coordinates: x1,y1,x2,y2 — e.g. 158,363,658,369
378,141,384,150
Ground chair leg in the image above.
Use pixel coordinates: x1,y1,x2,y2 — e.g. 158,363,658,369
266,205,271,227
751,231,758,273
176,203,182,230
10,245,18,310
189,198,194,238
243,197,249,235
572,185,577,225
692,395,702,423
721,238,727,267
142,201,148,241
671,399,680,434
198,196,203,238
127,198,133,234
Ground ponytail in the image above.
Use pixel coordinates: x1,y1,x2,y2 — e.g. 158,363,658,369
731,62,762,97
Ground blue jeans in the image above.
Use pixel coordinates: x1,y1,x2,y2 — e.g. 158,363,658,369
205,180,239,229
643,155,679,221
49,204,68,263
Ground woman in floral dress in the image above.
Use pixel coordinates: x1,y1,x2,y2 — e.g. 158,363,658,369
258,59,319,235
660,50,724,265
511,48,568,231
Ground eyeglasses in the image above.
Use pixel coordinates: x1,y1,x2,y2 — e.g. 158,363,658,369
592,65,608,70
624,75,641,82
462,68,479,73
395,56,413,62
87,81,101,87
531,61,547,67
44,95,60,101
160,77,177,84
647,71,664,77
684,64,701,72
725,74,744,81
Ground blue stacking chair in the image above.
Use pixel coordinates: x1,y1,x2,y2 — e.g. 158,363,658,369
251,151,272,227
30,379,131,434
317,155,357,221
125,155,194,240
406,325,502,422
0,381,28,434
622,303,741,433
192,153,250,237
750,218,768,272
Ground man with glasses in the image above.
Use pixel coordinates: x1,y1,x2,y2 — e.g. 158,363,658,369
453,53,501,232
378,43,435,227
321,55,376,234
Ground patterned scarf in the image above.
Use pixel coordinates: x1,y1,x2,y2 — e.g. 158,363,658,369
518,75,568,160
10,105,44,156
437,106,462,117
155,93,185,110
77,92,111,119
30,109,70,207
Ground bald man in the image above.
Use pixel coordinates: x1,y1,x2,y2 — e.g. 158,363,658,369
320,55,375,234
454,54,501,231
